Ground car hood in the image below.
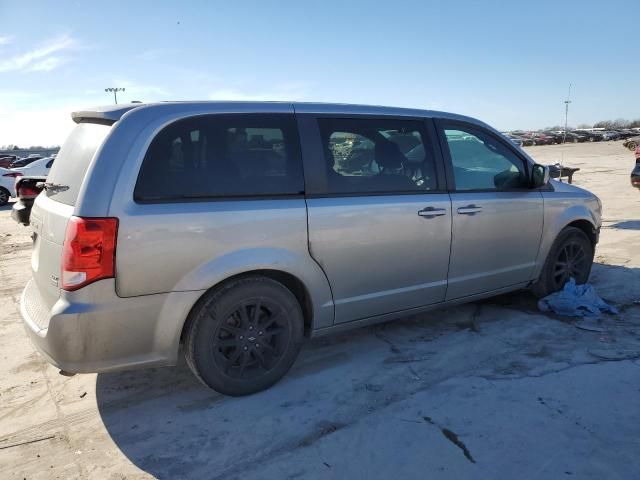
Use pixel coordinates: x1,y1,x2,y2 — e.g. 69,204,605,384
550,179,592,195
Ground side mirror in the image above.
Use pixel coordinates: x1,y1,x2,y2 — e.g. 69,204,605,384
531,163,550,188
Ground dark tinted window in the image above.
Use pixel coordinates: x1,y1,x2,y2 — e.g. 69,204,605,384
135,114,303,201
318,118,438,194
444,127,527,190
46,159,54,168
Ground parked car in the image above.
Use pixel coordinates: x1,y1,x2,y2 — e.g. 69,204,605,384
0,167,19,206
601,131,621,141
541,131,564,144
573,130,605,142
11,176,46,225
0,155,18,168
20,102,602,396
10,154,42,168
614,129,639,140
632,162,640,189
508,132,533,146
503,133,523,147
623,136,640,151
12,156,54,177
530,133,555,145
562,132,587,143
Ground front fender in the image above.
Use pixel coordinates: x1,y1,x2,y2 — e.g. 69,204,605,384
173,247,334,330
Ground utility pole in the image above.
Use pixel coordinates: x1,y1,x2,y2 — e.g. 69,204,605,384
562,83,572,144
104,87,125,104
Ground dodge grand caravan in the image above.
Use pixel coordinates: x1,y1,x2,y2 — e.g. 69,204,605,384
21,102,602,395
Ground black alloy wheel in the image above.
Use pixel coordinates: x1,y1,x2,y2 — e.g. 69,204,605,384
185,276,304,396
211,298,291,380
551,239,589,291
531,226,594,298
0,187,9,207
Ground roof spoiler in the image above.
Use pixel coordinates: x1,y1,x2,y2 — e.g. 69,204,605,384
71,104,144,125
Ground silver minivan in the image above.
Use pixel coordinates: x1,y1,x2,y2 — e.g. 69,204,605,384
21,102,601,395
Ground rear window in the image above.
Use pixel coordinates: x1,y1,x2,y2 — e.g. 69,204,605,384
134,114,304,202
45,122,111,205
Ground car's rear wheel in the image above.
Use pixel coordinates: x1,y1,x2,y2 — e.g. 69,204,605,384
184,276,304,396
627,141,638,151
0,187,10,206
531,226,594,298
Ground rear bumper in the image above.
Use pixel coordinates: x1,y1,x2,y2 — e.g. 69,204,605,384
20,278,204,373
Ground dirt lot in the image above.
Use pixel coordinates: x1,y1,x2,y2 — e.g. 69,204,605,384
1,142,639,479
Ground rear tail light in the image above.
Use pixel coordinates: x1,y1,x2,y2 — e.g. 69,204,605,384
2,172,23,178
16,184,41,198
62,216,118,291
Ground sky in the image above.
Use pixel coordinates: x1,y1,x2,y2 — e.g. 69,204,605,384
0,0,638,146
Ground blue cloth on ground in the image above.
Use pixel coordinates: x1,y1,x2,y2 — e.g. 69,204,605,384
538,278,618,317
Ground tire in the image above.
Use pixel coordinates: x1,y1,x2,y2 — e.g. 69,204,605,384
0,187,9,206
588,137,594,142
531,226,594,298
184,276,304,396
628,141,637,151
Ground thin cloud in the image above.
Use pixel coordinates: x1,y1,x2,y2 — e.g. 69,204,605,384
28,57,67,72
0,34,75,73
0,35,13,46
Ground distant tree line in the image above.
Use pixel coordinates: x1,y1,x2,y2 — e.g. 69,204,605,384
543,118,640,131
583,119,640,129
0,145,60,150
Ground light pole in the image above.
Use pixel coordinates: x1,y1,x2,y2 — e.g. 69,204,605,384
104,87,125,104
562,83,572,144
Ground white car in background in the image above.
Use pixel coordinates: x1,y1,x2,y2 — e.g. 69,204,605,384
12,156,55,177
0,167,18,206
0,157,54,206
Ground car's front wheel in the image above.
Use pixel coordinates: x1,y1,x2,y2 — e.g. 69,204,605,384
627,141,638,151
184,276,304,396
0,187,10,206
531,226,594,298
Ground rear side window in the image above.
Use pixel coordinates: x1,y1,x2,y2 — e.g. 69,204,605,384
45,123,111,205
135,114,303,201
317,118,438,194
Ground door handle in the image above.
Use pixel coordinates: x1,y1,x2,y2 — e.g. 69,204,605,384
418,207,447,218
457,205,482,215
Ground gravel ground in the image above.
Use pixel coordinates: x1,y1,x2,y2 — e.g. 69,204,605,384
0,141,639,479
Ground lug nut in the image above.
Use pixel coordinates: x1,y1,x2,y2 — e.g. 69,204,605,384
258,331,263,335
255,343,259,347
240,335,244,340
243,346,248,351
